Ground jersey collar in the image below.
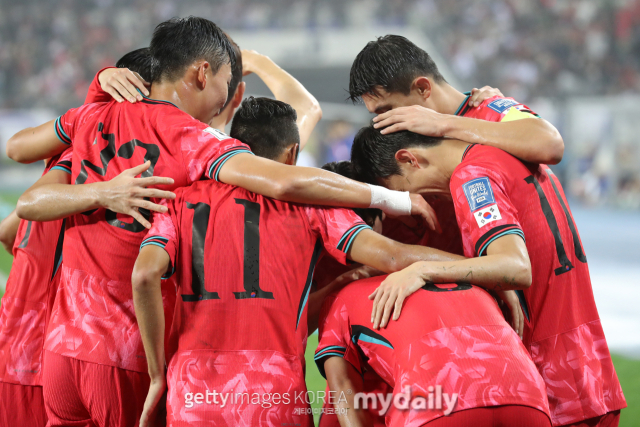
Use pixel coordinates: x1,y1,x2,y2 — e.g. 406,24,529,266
137,88,179,109
454,91,472,116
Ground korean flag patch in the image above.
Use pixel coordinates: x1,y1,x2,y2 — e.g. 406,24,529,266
203,127,231,141
474,204,502,228
462,177,495,211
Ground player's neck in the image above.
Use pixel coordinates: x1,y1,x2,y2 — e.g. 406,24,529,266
149,82,192,117
436,140,469,177
432,83,468,116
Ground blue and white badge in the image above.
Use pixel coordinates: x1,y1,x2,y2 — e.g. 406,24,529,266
462,177,495,211
487,98,518,114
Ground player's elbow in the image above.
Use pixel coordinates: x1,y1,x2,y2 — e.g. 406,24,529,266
6,135,30,164
15,196,39,221
537,122,564,165
131,262,164,294
511,255,532,289
308,99,323,123
0,226,15,254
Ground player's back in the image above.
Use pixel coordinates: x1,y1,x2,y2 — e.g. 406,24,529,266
0,151,71,386
316,276,549,426
148,179,369,426
452,145,626,423
46,98,250,373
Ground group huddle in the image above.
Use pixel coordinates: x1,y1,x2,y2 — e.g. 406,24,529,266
0,15,627,427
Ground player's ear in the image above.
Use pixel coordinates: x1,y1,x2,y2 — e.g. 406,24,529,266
195,61,209,90
395,149,420,169
284,143,299,166
232,82,246,109
413,76,432,101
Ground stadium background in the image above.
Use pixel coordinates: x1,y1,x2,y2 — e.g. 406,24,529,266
0,0,638,424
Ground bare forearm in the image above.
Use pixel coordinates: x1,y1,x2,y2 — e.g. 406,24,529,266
326,359,371,427
6,120,67,164
219,155,373,208
413,254,531,290
16,183,103,221
132,276,166,379
250,55,321,147
0,210,20,253
350,231,466,273
442,116,564,164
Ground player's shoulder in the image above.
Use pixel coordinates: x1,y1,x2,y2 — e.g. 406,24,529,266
455,144,523,176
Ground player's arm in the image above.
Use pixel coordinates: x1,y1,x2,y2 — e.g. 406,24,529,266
369,233,531,329
131,245,169,427
242,50,322,149
218,153,440,230
348,228,465,271
324,357,372,427
374,106,564,165
16,161,175,229
6,120,68,164
0,210,20,254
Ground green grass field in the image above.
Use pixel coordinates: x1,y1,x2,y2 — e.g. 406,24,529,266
0,192,637,426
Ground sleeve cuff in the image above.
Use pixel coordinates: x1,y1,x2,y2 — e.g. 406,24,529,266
475,224,525,257
54,117,71,145
140,236,175,279
314,346,347,379
207,148,254,181
336,223,372,255
51,160,72,174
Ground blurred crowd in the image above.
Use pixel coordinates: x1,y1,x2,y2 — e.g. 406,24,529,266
1,0,639,110
0,0,638,207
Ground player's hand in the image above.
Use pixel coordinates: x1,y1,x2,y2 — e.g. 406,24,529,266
98,67,150,103
373,105,449,137
468,86,504,108
241,49,266,76
96,161,176,229
495,290,524,339
368,263,427,329
325,265,385,291
140,376,167,427
409,193,441,233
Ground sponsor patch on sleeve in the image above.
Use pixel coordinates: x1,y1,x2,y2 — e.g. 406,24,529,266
487,98,518,114
203,127,231,140
474,204,502,228
462,177,495,211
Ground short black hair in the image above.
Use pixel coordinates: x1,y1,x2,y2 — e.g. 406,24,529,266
222,35,243,110
350,125,442,184
230,96,299,160
321,161,382,227
349,35,446,103
149,16,236,83
116,48,153,82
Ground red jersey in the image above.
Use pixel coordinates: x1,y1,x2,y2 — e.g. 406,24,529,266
0,149,72,386
450,144,626,424
315,276,549,426
383,94,539,251
44,97,251,373
144,180,371,426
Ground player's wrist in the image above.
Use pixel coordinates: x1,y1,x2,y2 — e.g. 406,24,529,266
367,184,412,216
439,114,458,137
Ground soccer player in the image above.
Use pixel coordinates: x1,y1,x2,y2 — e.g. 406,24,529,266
316,276,552,427
131,97,468,427
0,150,72,427
6,18,433,426
349,126,627,427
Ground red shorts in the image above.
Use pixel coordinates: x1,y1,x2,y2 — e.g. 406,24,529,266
425,405,551,427
560,410,621,427
42,350,151,427
0,381,48,427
